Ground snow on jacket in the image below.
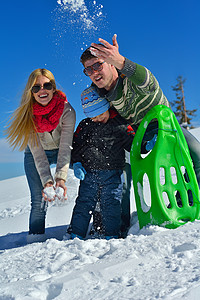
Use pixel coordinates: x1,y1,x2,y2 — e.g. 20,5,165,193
92,58,170,126
28,102,76,186
71,108,135,171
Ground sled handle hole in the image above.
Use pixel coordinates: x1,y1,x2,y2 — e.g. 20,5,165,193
162,191,170,208
137,173,151,213
160,167,165,185
181,166,190,183
175,191,182,208
187,190,193,206
170,167,178,184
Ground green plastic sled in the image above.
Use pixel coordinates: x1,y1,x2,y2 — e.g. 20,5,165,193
130,105,200,229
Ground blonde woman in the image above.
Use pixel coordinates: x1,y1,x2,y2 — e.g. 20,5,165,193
6,68,76,242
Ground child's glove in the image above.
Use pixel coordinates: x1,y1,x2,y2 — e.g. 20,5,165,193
73,162,87,180
146,134,157,151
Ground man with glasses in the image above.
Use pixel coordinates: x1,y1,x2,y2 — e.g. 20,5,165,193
80,34,200,237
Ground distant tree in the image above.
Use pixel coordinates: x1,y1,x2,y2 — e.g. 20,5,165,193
171,76,197,129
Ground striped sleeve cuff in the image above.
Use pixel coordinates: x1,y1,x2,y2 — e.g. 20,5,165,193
120,58,137,77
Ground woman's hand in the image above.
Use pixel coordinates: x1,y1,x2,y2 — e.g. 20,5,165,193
90,34,125,70
42,180,67,203
42,181,55,202
55,179,67,198
44,182,54,188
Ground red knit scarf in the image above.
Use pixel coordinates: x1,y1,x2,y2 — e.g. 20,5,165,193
32,90,67,133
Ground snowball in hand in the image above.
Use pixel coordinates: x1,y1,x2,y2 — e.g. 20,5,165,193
43,187,56,201
55,187,66,201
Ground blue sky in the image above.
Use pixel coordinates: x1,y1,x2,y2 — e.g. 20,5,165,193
0,0,200,180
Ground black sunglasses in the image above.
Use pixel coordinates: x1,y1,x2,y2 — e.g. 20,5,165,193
83,61,104,76
31,82,53,93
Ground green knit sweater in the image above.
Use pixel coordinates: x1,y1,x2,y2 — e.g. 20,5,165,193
105,58,170,125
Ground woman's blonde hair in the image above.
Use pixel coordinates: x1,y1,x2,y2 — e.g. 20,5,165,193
5,68,57,151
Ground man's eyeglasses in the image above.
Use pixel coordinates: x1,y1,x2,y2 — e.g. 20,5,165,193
83,61,105,76
31,82,53,93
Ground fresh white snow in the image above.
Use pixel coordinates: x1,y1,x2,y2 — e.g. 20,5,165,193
0,128,200,300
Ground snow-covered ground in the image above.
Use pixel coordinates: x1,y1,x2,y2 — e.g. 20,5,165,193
0,128,200,300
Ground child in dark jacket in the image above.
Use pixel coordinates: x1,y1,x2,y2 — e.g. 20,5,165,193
70,86,135,240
